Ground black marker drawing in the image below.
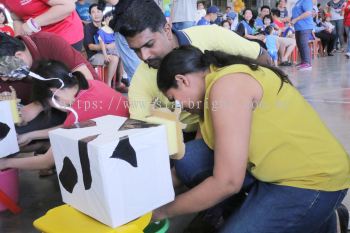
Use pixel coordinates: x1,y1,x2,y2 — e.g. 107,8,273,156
59,157,78,193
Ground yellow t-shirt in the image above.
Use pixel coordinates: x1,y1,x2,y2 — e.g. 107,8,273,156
128,25,261,132
200,64,350,191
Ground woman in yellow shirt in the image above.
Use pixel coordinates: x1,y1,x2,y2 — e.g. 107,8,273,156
154,45,350,233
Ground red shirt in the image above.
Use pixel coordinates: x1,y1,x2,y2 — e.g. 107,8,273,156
64,80,129,126
0,0,83,45
0,25,15,36
0,32,98,104
20,32,98,79
274,19,285,30
344,1,350,27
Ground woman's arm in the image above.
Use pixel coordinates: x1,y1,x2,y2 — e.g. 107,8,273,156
33,0,76,27
10,12,24,36
17,125,62,146
291,11,312,25
0,148,55,170
73,65,94,80
153,73,262,220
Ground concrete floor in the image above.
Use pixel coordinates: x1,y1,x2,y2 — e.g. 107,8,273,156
0,53,350,233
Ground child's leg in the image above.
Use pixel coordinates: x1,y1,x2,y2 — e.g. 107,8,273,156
107,55,119,87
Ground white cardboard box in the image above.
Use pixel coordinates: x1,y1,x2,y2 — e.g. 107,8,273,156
49,115,175,228
0,101,19,158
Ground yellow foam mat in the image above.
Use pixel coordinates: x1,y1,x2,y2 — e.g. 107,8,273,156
33,205,151,233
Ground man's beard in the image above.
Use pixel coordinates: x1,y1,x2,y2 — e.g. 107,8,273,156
145,57,162,69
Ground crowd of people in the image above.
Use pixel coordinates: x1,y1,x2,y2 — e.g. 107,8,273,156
0,0,349,233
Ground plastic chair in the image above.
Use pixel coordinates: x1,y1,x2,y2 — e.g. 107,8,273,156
33,204,168,233
94,66,117,89
308,39,323,59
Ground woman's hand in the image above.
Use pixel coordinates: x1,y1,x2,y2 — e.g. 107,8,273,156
0,159,9,171
17,133,33,147
21,22,34,36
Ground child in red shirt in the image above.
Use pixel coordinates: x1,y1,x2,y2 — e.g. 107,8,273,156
0,60,129,171
0,7,14,36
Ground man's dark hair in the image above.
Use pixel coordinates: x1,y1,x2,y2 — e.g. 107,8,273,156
260,5,271,12
0,32,26,56
89,3,104,15
113,0,167,38
271,8,281,17
0,8,9,25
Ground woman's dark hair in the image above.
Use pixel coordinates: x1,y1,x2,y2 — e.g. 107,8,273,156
103,10,113,21
220,20,231,27
0,32,25,56
0,8,9,25
113,0,167,38
32,60,89,111
157,45,292,93
242,9,255,28
263,15,273,24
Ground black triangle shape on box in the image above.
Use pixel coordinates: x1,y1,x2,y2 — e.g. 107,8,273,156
110,136,138,167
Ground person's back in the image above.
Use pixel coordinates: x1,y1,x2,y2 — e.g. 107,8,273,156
172,0,197,30
64,79,128,126
201,63,350,190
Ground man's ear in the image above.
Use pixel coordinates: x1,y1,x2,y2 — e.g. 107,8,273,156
164,22,173,40
175,74,190,87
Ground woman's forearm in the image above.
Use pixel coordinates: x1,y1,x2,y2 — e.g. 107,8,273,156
34,0,75,27
4,148,54,170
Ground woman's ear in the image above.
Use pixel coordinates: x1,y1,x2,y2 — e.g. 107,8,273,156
175,74,190,87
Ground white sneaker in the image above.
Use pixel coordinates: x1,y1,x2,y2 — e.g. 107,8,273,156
345,53,350,59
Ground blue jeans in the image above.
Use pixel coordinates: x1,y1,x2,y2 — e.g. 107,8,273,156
345,26,350,53
175,139,348,233
172,21,195,30
295,29,312,64
331,19,345,48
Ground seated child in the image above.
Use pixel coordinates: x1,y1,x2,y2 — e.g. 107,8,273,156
95,11,128,91
322,13,335,33
264,26,279,66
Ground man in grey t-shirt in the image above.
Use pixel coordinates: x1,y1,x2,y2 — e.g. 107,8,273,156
171,0,197,30
327,0,346,50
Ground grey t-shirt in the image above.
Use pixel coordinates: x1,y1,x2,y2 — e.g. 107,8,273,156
327,0,345,20
172,0,197,23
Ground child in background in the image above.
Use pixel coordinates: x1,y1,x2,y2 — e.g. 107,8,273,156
96,11,127,91
265,26,279,66
0,8,14,37
322,13,335,33
263,15,280,34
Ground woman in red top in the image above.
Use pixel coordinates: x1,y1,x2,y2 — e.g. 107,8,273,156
0,60,129,171
0,7,14,36
344,0,350,57
0,0,84,51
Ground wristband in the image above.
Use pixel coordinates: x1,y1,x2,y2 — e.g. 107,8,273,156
26,18,41,33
